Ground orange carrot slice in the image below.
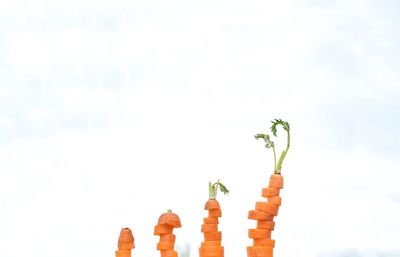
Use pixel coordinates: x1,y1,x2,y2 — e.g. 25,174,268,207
256,220,275,230
204,231,222,241
115,249,131,257
253,238,275,247
204,199,221,210
248,210,274,221
157,242,174,251
160,250,178,257
154,224,173,235
255,202,279,216
208,208,222,218
199,246,224,255
201,224,219,233
117,228,135,250
261,187,280,197
159,234,176,243
158,211,182,228
247,246,273,257
267,196,282,206
201,241,222,247
248,228,271,239
203,217,219,224
268,174,284,188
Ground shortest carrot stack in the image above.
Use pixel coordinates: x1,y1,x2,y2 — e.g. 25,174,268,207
115,228,135,257
154,210,182,257
199,180,229,257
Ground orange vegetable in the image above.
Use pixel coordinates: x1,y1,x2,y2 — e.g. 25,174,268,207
203,217,219,224
248,229,271,239
201,224,219,233
208,208,222,218
253,238,275,247
268,174,283,188
160,250,178,257
154,224,173,235
256,220,275,230
199,246,224,256
204,231,222,241
159,234,176,243
157,242,174,251
247,246,273,257
117,228,135,250
158,210,182,228
255,202,279,216
248,210,274,221
267,196,282,206
204,199,221,210
201,241,222,247
115,249,131,257
261,187,280,197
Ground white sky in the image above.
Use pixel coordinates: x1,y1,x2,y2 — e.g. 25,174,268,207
0,1,399,257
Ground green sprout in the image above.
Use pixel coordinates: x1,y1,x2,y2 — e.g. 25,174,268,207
255,119,290,174
208,180,229,200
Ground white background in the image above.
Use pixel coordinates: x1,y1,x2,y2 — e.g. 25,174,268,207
1,1,399,257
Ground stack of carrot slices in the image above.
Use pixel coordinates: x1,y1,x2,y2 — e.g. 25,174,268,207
154,210,182,257
199,199,224,257
247,174,283,257
115,228,135,257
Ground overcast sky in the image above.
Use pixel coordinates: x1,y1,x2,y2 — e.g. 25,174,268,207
0,1,399,257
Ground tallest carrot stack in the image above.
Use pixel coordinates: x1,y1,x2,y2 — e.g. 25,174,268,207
247,119,290,257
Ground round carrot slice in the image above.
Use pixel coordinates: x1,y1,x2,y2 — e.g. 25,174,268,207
201,241,222,247
201,224,219,233
199,246,224,256
154,224,173,235
247,246,273,257
157,242,174,251
267,196,282,206
115,249,131,257
253,238,275,247
248,210,274,221
256,220,275,230
203,217,219,224
158,210,182,228
261,187,280,197
208,209,222,218
160,250,178,257
160,234,176,243
118,228,135,250
255,202,279,216
268,174,284,188
204,231,222,241
204,199,221,210
248,228,271,239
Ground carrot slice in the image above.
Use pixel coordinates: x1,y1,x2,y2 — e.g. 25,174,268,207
160,250,178,257
158,211,182,228
203,217,219,224
253,238,275,247
208,208,222,218
157,242,174,251
159,234,176,243
115,249,131,257
199,246,224,255
154,224,173,235
255,202,279,216
247,246,273,257
248,210,274,221
268,174,284,188
261,187,280,197
204,199,221,210
204,231,222,241
201,241,222,247
248,228,271,239
267,196,282,206
118,228,135,250
201,224,219,233
256,220,275,230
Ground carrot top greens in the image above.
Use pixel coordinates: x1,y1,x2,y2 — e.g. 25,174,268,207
255,119,290,174
208,180,229,200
